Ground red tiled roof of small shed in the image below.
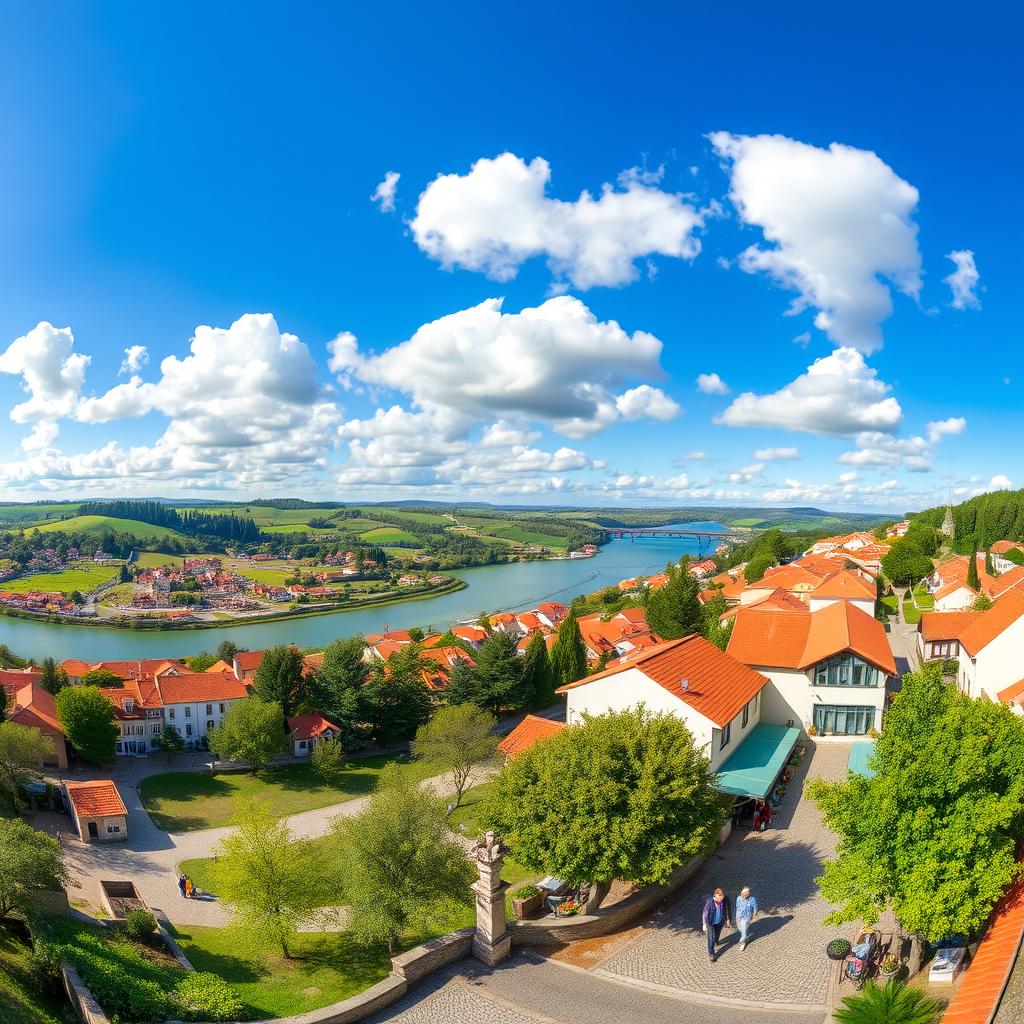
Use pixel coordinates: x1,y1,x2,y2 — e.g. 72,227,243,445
497,715,566,757
65,780,127,818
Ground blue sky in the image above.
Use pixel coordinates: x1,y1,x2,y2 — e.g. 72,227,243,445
0,2,1018,511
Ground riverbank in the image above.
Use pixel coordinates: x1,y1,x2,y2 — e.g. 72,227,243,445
0,577,467,632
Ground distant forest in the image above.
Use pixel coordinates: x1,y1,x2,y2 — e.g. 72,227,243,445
78,500,261,543
913,488,1024,551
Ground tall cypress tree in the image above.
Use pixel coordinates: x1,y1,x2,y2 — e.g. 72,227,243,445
551,611,587,687
966,550,981,590
522,631,554,707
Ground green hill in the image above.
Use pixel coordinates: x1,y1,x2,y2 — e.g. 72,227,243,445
28,515,184,540
0,925,68,1024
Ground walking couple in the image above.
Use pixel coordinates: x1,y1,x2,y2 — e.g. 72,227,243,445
701,886,758,962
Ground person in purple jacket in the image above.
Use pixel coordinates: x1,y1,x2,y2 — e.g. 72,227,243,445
702,887,732,962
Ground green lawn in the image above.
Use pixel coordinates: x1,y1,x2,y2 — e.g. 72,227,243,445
903,600,922,624
135,551,187,568
359,527,418,544
139,756,439,832
1,562,119,595
880,594,898,613
233,566,294,585
29,514,184,540
0,925,69,1024
447,782,536,888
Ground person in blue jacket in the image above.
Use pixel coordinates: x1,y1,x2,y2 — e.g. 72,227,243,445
701,887,732,962
735,886,759,950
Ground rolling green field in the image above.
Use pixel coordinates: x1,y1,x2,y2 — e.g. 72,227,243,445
0,502,83,529
28,514,184,540
359,526,418,544
0,561,119,595
0,925,67,1024
134,551,188,568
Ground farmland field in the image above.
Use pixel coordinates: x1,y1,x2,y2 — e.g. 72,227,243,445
134,552,188,568
1,561,119,595
28,514,185,540
0,502,83,529
359,526,418,544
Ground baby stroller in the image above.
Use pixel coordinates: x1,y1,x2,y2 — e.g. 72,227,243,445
844,929,881,989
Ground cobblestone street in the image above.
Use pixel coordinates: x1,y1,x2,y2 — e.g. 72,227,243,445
589,740,854,1011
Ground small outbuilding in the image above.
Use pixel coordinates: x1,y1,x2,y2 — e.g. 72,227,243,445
65,780,128,843
287,713,339,756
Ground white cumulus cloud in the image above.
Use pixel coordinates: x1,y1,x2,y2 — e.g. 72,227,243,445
926,416,966,444
943,250,981,310
696,372,730,395
754,447,800,461
838,432,932,472
0,322,90,424
370,171,401,213
410,152,707,290
717,347,902,436
710,132,922,352
119,345,148,376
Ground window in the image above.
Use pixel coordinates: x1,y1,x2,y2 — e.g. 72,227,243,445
185,724,193,737
184,707,191,718
813,705,875,736
206,704,213,715
299,740,307,750
168,709,175,720
207,721,214,732
719,723,731,750
742,702,749,729
152,724,161,734
106,824,121,834
813,653,882,687
124,699,135,712
219,703,225,713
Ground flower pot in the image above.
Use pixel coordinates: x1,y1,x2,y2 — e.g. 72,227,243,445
512,893,543,919
826,939,852,961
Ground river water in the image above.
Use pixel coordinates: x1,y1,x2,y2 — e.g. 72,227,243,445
0,523,725,662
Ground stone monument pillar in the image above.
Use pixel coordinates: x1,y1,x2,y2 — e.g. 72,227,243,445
472,830,511,965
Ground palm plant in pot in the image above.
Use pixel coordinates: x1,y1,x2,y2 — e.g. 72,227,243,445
834,979,941,1024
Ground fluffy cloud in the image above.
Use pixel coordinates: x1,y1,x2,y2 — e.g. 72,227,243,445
410,153,707,289
21,420,59,452
718,347,902,436
761,476,900,505
1,314,341,492
986,474,1013,492
754,446,799,461
710,132,922,352
944,250,981,310
696,372,730,395
926,416,966,444
838,432,932,472
370,171,400,213
329,295,680,439
0,322,90,423
119,345,148,376
729,462,765,483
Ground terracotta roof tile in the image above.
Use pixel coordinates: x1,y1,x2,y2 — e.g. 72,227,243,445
287,713,336,741
943,872,1024,1024
809,570,876,600
935,579,977,601
959,588,1024,656
918,610,983,641
233,650,266,672
557,635,768,728
497,715,566,757
156,673,249,704
1,680,62,733
991,540,1019,554
996,678,1024,704
65,780,127,818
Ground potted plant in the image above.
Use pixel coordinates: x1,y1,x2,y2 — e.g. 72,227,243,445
826,938,852,961
510,884,543,919
555,897,581,917
879,953,901,979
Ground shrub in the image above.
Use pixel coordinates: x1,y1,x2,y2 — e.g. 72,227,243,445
74,948,171,1021
174,972,249,1022
511,884,540,900
123,909,158,940
940,658,959,677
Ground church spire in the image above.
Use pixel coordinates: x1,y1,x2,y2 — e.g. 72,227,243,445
941,486,955,538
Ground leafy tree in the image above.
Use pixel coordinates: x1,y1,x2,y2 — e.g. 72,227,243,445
310,736,345,781
79,668,124,688
973,593,994,611
966,549,981,590
55,686,120,764
645,565,703,639
361,651,433,745
700,591,733,651
880,540,933,587
152,724,185,764
39,657,68,696
1005,546,1024,566
0,722,55,810
208,697,287,771
550,611,587,689
118,563,131,584
412,704,497,810
985,547,994,575
313,636,370,740
184,653,218,672
0,819,70,919
332,763,473,952
448,630,528,713
743,553,775,583
408,627,425,642
522,631,555,707
807,665,1024,970
833,979,941,1024
216,640,240,663
487,707,726,911
69,590,84,605
216,799,323,958
251,646,308,719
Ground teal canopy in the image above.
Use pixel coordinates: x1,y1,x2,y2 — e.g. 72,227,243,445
848,740,876,779
716,723,801,800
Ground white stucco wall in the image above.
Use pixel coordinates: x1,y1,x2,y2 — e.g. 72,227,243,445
936,586,975,612
564,669,763,769
958,615,1024,703
808,596,875,617
164,696,244,744
750,665,885,733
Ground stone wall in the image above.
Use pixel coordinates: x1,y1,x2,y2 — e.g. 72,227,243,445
63,965,112,1024
391,928,473,984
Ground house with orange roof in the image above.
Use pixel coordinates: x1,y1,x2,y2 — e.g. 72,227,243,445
646,572,670,590
515,611,546,634
728,601,896,736
807,569,877,617
497,714,566,757
451,624,489,647
64,780,128,842
557,634,773,773
934,578,979,611
576,609,660,663
487,612,521,635
956,588,1024,710
535,602,568,628
688,559,717,579
0,678,68,768
990,539,1024,574
419,645,476,691
917,610,983,661
287,713,339,756
741,563,823,606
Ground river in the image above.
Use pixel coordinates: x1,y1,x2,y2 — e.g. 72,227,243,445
0,523,726,662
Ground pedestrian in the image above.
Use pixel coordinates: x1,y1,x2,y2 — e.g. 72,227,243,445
735,886,759,951
177,875,186,898
701,887,732,962
184,877,193,899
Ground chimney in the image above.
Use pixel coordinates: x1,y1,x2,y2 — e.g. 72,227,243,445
680,678,689,691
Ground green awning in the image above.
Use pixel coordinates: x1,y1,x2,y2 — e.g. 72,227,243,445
716,723,801,800
848,740,876,779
